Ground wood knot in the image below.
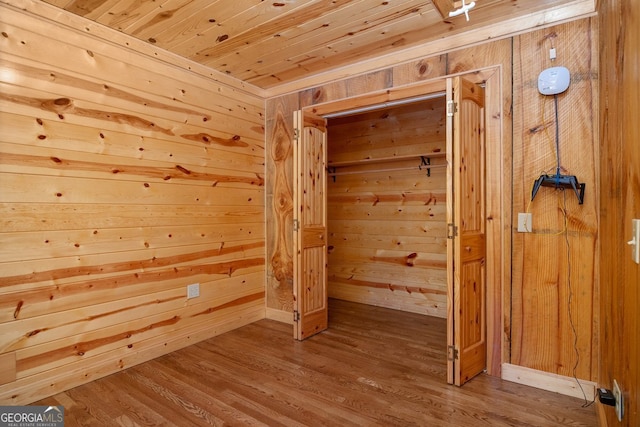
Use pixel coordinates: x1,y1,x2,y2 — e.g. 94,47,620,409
406,252,417,266
176,165,191,174
14,301,23,319
43,98,74,114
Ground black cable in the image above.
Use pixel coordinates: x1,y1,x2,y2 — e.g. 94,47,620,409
562,191,594,407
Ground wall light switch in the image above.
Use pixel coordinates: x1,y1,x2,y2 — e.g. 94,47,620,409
629,219,640,264
517,213,532,233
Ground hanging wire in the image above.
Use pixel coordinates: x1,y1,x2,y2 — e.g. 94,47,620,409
554,94,562,176
541,96,559,171
561,191,595,408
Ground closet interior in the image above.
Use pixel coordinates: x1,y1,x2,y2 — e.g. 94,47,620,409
325,94,448,320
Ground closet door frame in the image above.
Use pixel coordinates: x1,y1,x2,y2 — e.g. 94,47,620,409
300,68,505,379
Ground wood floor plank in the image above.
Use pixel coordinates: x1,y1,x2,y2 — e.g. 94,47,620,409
34,299,596,426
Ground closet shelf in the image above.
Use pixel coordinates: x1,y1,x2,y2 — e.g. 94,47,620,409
327,152,445,168
327,153,446,180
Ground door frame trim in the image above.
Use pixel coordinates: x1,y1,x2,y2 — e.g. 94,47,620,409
301,68,507,378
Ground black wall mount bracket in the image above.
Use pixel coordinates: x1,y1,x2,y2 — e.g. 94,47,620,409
531,172,586,204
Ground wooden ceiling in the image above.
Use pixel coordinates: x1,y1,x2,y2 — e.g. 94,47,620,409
42,0,593,90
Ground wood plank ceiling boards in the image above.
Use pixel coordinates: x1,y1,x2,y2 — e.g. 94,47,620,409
37,0,596,91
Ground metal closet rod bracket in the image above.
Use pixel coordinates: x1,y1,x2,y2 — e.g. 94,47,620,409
328,166,337,182
419,156,431,177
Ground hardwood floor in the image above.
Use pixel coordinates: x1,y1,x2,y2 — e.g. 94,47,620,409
35,299,597,426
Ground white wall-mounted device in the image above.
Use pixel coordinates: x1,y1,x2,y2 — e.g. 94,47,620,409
538,66,571,95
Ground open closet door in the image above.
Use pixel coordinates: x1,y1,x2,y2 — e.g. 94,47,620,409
292,110,328,341
446,76,487,386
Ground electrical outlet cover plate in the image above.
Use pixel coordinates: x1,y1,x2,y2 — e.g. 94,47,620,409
517,213,532,233
613,379,623,422
187,283,200,299
631,219,640,264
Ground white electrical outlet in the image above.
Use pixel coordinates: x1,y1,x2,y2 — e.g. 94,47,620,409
613,379,623,422
187,283,200,299
517,213,532,233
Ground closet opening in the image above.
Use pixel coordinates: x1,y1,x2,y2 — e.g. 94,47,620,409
292,72,503,386
325,94,449,320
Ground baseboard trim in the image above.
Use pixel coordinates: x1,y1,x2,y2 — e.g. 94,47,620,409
501,363,596,402
265,307,293,324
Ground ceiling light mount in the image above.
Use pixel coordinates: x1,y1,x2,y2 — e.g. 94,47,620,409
449,0,476,21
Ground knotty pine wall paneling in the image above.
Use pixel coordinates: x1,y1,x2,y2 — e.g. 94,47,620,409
597,0,639,425
0,4,265,404
326,100,448,317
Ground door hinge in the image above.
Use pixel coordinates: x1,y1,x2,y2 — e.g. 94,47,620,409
293,128,299,141
293,310,300,322
447,345,459,361
447,223,458,239
293,219,300,232
447,100,457,117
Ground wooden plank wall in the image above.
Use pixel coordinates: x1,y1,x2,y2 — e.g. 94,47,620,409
266,18,599,383
326,100,448,317
0,4,265,404
597,0,640,425
510,19,599,383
